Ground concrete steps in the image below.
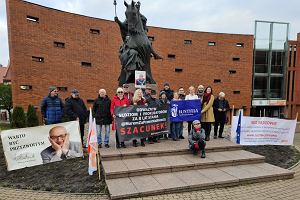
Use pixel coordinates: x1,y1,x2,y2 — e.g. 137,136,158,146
100,139,294,200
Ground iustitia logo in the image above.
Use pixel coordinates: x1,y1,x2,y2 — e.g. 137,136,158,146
171,104,178,117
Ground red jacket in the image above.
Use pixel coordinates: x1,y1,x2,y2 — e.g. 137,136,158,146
110,95,130,116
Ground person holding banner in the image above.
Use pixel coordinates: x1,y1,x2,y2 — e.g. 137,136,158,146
93,89,112,148
132,89,147,147
123,84,133,105
197,85,205,101
160,83,174,101
185,86,199,134
201,86,215,141
213,92,229,139
171,92,182,141
160,91,170,139
111,87,130,148
146,90,161,143
178,87,186,100
188,120,206,158
41,126,82,164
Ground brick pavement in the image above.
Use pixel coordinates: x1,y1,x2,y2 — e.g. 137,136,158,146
0,128,300,200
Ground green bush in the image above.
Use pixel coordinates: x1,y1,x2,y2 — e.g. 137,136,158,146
11,106,26,128
27,105,39,127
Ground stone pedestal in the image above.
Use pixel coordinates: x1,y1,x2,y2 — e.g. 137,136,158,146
125,83,158,93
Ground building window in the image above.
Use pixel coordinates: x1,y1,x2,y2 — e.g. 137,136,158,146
20,85,32,90
81,62,92,67
291,71,295,101
26,15,39,23
57,87,68,92
287,71,290,101
148,36,155,41
32,56,44,62
229,70,237,74
184,39,192,44
168,54,176,59
233,91,240,94
208,41,216,46
293,47,296,67
236,43,244,47
90,29,100,34
175,68,183,72
87,99,95,104
232,57,240,61
214,79,221,83
54,41,65,48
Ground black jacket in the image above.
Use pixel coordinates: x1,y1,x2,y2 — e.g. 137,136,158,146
65,97,88,124
213,97,230,123
92,95,112,125
160,89,174,101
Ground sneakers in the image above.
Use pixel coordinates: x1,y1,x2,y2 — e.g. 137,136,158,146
179,135,185,139
105,144,110,148
218,135,224,138
172,138,178,141
133,140,138,147
201,150,206,158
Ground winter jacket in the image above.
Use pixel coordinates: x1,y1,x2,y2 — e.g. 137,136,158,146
160,89,174,101
188,128,205,149
146,97,161,107
92,95,112,125
110,95,130,115
213,97,230,123
65,96,88,124
201,95,215,123
41,95,64,124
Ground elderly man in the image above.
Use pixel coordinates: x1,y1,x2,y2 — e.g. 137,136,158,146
65,89,88,145
92,89,112,148
41,126,82,164
213,92,230,139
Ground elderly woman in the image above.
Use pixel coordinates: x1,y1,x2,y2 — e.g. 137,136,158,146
213,92,230,139
110,87,130,148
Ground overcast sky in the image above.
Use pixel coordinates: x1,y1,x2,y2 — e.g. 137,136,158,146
1,0,300,66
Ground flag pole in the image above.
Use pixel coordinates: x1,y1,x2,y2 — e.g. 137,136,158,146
231,105,235,124
113,0,117,17
97,150,101,181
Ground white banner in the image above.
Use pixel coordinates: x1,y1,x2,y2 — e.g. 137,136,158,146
1,121,83,171
231,116,296,145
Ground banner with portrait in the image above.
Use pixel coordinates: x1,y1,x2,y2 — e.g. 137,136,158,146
135,70,146,88
115,105,168,141
169,99,201,122
0,121,83,171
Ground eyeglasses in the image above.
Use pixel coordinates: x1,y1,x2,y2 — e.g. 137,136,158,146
123,86,129,89
50,134,66,140
118,91,124,94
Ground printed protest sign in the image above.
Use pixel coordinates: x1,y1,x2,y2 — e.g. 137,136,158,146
115,105,168,141
231,116,296,145
1,121,83,171
169,99,201,122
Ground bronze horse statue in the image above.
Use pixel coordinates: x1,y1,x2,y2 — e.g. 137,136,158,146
115,1,162,86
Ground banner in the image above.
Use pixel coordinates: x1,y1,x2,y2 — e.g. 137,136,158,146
169,99,201,122
115,105,168,141
231,116,296,145
135,70,146,88
1,121,83,171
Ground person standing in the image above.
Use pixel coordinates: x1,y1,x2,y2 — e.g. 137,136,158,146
197,85,205,102
146,90,161,143
123,84,133,105
65,89,88,145
132,89,147,147
92,89,112,148
185,86,199,134
178,87,186,100
160,91,170,139
201,86,215,141
111,87,130,148
171,92,182,141
160,83,174,101
41,86,64,125
213,92,230,139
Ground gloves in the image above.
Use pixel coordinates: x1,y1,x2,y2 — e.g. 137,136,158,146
194,143,199,150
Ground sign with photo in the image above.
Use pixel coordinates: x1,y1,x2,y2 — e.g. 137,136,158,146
135,70,146,88
1,121,83,171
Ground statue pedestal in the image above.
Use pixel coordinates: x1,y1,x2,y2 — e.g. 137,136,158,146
125,83,158,94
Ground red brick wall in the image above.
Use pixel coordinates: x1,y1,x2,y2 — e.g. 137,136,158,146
7,0,253,115
287,34,300,120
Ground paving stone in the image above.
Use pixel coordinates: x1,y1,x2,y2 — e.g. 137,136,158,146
106,177,139,199
130,175,164,195
102,160,128,175
152,173,188,191
122,158,151,173
198,168,239,184
142,157,171,171
173,170,215,188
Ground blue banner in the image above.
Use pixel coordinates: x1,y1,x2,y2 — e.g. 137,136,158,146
169,99,201,122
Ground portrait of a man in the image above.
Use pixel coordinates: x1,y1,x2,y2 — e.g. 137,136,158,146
40,126,83,164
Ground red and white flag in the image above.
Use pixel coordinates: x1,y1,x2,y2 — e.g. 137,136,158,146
88,118,98,175
86,107,93,148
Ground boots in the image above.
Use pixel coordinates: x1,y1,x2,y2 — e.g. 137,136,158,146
121,142,126,148
133,140,138,147
201,150,206,158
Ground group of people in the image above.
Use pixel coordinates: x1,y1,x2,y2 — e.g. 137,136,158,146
40,83,230,158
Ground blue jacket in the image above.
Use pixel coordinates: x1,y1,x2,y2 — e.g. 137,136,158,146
41,95,64,124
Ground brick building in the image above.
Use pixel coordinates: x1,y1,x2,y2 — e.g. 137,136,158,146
287,33,300,119
6,0,254,116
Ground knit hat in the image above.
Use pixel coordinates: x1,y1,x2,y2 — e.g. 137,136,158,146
160,90,166,96
71,89,79,94
49,86,56,93
164,83,170,87
192,120,200,125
